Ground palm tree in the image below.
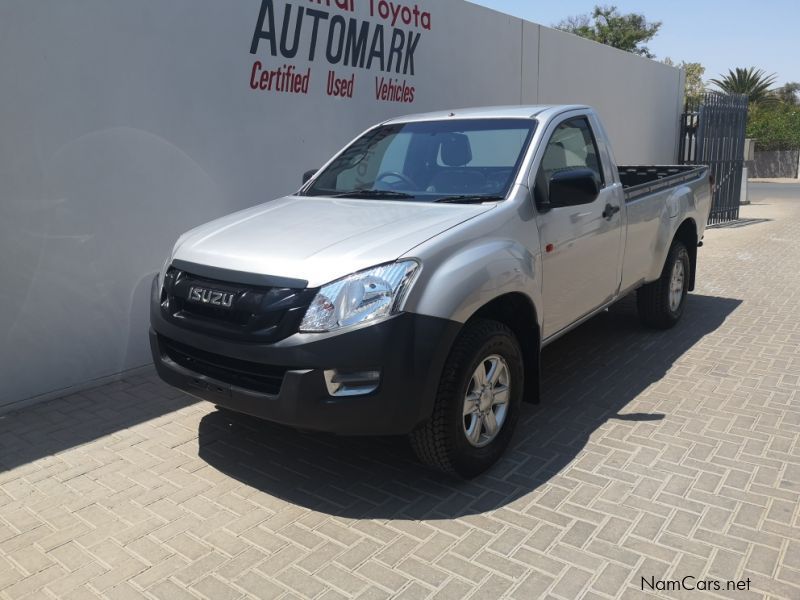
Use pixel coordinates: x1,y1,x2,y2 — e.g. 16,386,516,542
709,67,777,104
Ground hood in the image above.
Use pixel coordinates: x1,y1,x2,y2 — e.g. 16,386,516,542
171,195,493,287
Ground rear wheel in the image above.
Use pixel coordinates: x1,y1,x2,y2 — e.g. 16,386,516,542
409,319,523,478
637,240,690,329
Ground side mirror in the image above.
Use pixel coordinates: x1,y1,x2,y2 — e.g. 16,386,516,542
548,168,600,207
302,169,318,184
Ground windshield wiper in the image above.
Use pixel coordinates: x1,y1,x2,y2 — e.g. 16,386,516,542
435,194,505,204
331,189,414,199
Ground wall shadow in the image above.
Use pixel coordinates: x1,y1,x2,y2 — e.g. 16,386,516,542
0,374,198,472
197,293,742,520
707,218,772,229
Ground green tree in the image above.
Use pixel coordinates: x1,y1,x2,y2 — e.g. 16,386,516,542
555,5,662,58
773,82,800,105
747,103,800,150
709,67,777,104
664,58,706,105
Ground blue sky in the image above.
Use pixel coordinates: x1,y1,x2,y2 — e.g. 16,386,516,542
468,1,796,87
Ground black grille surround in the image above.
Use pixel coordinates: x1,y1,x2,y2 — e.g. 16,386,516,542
159,334,287,395
159,266,317,343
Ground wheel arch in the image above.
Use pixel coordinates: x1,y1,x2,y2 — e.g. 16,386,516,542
673,218,699,290
469,292,540,404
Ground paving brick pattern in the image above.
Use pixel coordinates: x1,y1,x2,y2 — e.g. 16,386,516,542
1,187,799,599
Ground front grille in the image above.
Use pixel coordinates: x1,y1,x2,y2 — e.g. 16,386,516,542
160,335,288,395
160,266,316,343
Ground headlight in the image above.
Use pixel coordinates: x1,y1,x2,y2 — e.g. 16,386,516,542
300,261,420,332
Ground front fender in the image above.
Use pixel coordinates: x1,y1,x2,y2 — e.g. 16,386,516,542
404,237,542,327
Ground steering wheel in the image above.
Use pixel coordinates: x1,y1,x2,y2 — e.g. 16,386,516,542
375,171,417,188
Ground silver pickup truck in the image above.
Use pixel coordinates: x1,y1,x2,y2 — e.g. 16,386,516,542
150,105,711,477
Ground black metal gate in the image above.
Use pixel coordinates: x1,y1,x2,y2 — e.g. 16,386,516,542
679,92,749,224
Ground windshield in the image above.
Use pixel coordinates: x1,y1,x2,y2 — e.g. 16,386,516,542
303,118,536,203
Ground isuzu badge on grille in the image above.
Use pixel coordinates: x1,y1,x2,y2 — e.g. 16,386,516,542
188,286,234,308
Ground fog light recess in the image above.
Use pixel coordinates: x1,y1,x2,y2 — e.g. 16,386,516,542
323,369,381,397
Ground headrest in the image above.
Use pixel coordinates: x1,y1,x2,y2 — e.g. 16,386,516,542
440,133,472,167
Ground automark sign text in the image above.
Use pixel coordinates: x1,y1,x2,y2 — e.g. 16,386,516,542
249,0,427,102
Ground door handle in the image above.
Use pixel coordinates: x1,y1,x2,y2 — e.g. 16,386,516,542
603,203,620,219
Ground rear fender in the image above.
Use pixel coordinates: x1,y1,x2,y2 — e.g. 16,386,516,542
645,186,699,283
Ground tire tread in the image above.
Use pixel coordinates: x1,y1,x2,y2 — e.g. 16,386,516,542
409,319,516,474
637,241,689,329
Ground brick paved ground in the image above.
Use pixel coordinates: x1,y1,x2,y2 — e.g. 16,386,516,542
1,184,799,600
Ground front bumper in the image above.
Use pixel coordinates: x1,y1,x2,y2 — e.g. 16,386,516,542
149,276,460,435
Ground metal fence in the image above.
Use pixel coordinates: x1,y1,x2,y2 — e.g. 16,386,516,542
679,92,749,224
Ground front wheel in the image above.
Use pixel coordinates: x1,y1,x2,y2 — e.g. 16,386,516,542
409,319,523,478
637,240,690,329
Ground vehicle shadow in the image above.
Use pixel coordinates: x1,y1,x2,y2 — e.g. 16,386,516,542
197,293,742,520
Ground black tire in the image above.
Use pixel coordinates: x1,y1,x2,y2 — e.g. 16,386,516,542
409,319,524,478
637,240,690,329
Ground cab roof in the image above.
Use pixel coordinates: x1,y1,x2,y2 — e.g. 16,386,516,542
382,105,591,124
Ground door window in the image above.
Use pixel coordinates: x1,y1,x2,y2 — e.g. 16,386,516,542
534,117,604,205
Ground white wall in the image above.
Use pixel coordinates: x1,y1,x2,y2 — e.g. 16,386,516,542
0,0,682,408
533,26,683,164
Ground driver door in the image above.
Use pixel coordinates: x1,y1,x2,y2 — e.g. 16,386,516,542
533,115,624,339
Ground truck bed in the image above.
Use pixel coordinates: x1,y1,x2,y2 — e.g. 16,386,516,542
618,165,707,202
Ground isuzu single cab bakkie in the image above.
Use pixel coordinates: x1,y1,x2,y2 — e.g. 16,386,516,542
150,105,711,477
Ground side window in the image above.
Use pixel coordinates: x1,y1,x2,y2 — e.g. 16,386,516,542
534,117,604,205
